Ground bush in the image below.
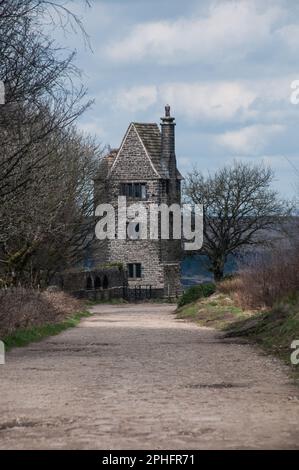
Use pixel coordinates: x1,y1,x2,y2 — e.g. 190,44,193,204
0,287,83,338
178,283,216,307
219,245,299,309
217,277,243,296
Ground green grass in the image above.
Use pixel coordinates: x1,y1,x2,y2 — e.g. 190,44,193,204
178,283,216,307
226,299,299,366
177,293,250,329
178,291,299,382
2,310,92,351
177,303,199,318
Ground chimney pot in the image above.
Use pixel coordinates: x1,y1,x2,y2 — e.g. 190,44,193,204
160,105,176,180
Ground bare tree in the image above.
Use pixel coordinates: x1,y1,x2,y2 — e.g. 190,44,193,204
0,0,92,199
185,161,290,281
0,126,103,286
0,0,103,286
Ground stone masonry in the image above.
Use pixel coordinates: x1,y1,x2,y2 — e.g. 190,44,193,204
93,106,183,298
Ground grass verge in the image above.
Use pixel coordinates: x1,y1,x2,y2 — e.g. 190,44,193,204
225,298,299,372
177,293,252,329
177,292,299,383
2,310,92,351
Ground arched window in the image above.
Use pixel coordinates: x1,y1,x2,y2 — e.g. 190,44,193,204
86,276,93,290
94,276,101,289
103,275,109,290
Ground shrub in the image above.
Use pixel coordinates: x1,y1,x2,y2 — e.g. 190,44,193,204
178,283,216,307
220,244,299,309
217,277,243,296
0,287,83,338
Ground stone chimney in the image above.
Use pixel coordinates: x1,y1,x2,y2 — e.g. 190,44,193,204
161,105,176,181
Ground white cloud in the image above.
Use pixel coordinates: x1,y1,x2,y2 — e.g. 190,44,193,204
277,24,299,51
107,75,299,124
105,1,282,64
113,85,157,112
216,124,285,154
107,81,257,121
79,121,107,140
159,82,257,121
178,156,193,171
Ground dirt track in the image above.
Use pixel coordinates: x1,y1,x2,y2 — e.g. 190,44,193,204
0,303,298,449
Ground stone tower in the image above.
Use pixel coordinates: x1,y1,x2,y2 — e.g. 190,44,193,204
94,106,183,298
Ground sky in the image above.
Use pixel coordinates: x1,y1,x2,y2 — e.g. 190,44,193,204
58,0,299,198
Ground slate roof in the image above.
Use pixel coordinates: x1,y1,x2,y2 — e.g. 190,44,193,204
133,123,184,180
133,123,166,177
105,122,183,180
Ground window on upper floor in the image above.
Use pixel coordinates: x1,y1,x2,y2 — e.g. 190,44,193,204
120,183,147,200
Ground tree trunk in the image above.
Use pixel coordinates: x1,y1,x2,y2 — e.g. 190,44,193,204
214,268,224,282
211,257,225,282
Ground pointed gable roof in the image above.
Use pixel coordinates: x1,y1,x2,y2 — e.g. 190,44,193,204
109,123,160,179
134,123,183,180
108,121,184,180
133,123,165,177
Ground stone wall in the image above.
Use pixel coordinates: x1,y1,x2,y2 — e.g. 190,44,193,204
63,266,127,300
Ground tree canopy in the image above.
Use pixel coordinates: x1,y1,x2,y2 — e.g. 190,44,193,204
184,161,289,281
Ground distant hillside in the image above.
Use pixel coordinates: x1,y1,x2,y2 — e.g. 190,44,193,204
181,218,299,287
181,254,237,287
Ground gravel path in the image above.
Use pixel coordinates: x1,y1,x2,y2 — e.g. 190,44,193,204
0,303,298,449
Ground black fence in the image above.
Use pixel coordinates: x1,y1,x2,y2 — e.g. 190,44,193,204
123,285,154,301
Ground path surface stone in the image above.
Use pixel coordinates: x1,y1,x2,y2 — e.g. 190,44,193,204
0,304,298,449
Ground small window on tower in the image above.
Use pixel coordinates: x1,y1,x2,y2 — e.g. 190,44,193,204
141,184,147,200
128,263,134,278
135,263,142,278
119,183,147,200
128,183,133,198
127,263,142,279
135,183,141,198
120,183,126,196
